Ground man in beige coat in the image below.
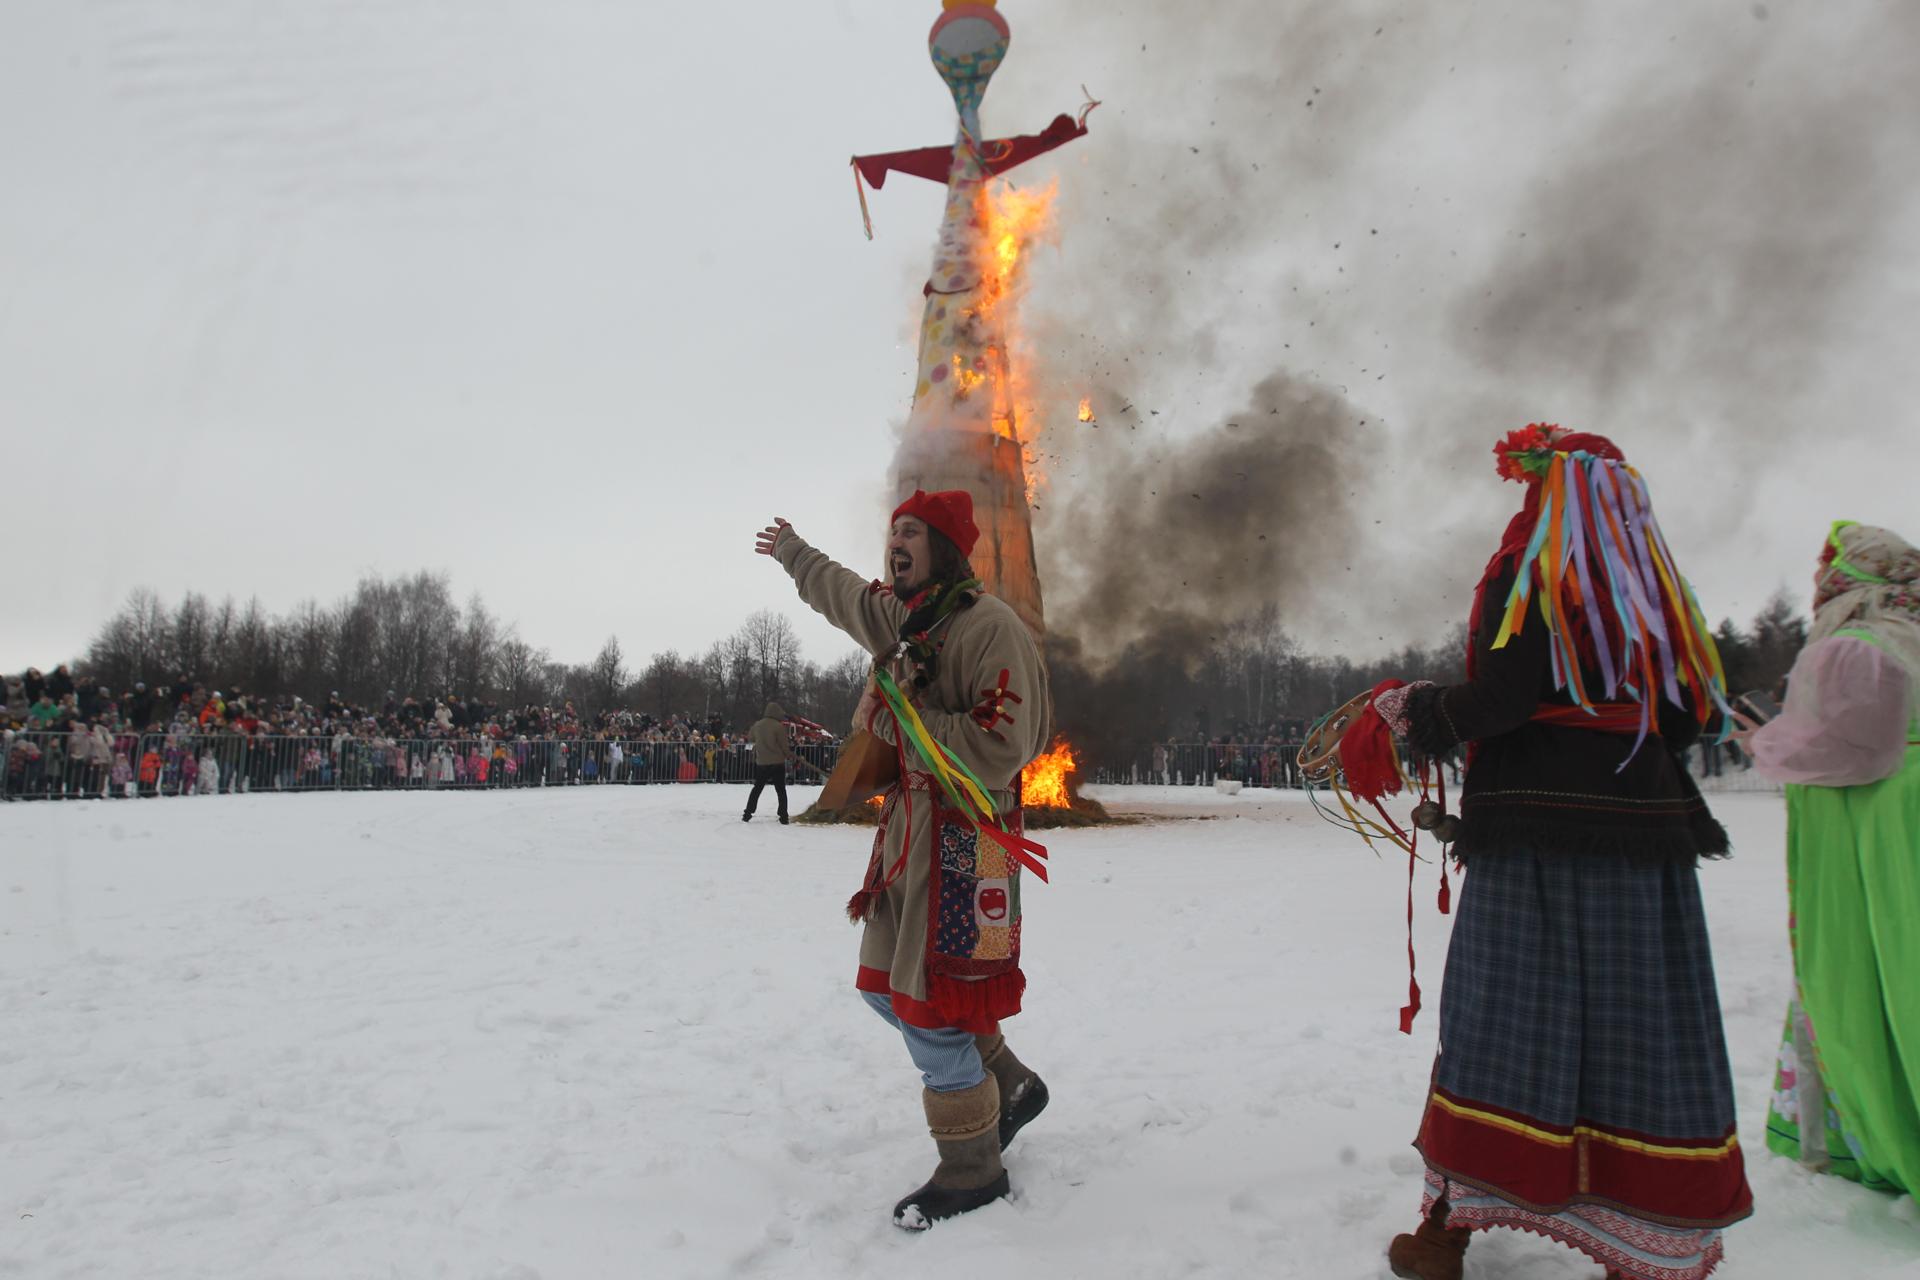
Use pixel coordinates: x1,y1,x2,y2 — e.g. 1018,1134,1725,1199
742,701,793,823
755,488,1052,1229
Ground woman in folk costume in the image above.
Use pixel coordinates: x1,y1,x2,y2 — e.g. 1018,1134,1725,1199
1749,522,1920,1195
754,488,1052,1229
1371,426,1753,1280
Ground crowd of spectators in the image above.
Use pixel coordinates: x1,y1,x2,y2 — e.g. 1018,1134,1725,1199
3,665,837,801
5,665,1761,801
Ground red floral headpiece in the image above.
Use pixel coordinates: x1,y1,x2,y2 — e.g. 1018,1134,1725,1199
1494,423,1560,483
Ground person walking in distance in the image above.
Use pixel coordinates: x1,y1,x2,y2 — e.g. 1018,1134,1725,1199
743,701,794,824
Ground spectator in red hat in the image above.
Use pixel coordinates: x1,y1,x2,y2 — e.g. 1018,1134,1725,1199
756,490,1052,1231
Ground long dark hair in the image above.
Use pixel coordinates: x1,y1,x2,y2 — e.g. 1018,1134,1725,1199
896,527,979,690
926,527,976,588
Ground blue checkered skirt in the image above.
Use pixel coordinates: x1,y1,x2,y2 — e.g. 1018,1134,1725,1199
1434,849,1737,1141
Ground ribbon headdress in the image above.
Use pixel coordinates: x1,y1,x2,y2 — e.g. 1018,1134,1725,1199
1485,424,1733,760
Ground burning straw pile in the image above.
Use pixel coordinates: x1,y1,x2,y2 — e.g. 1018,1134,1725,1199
797,735,1109,828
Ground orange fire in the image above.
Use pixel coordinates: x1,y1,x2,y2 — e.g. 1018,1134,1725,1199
1021,736,1078,809
951,351,986,396
1077,396,1095,423
969,179,1058,463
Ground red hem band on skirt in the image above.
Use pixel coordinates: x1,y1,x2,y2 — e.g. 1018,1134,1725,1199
1417,1085,1753,1227
856,964,1023,1035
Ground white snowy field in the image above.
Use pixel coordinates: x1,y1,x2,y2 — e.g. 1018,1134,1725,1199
3,786,1917,1280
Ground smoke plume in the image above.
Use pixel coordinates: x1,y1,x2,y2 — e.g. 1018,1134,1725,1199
961,0,1918,753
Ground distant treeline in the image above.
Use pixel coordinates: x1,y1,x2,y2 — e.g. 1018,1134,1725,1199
75,573,870,733
65,573,1809,755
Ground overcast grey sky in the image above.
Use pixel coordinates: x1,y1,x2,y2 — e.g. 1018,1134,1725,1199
4,0,1914,673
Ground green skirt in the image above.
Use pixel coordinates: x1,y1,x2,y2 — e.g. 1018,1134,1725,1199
1765,744,1920,1194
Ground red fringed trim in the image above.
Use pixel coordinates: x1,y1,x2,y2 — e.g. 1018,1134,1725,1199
927,969,1025,1032
855,966,1024,1035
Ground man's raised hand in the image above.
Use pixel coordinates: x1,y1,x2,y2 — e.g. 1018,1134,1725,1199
754,519,792,558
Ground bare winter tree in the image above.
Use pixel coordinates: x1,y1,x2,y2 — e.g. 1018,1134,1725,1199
639,649,688,721
537,658,570,708
171,592,213,683
84,588,172,691
230,596,278,695
446,593,499,699
583,636,627,716
739,609,803,709
207,597,237,688
283,599,335,701
327,588,375,703
496,636,544,708
820,650,871,735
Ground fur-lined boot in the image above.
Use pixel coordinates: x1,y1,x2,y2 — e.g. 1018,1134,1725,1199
975,1031,1049,1151
891,1077,1009,1230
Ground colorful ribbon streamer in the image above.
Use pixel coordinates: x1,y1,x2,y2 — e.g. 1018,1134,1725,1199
873,669,1050,881
1491,451,1733,761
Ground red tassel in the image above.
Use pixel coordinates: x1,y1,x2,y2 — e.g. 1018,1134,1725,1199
1344,679,1408,803
1438,861,1452,915
1399,846,1422,1035
847,886,881,923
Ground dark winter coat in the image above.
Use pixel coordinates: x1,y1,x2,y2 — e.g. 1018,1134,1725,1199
1403,564,1728,862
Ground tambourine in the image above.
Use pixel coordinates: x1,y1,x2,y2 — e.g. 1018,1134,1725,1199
1298,689,1459,846
1295,690,1373,782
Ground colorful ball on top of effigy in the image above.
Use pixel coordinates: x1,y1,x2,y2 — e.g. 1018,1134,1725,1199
929,3,1010,119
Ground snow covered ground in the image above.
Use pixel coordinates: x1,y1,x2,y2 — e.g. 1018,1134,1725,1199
3,785,1916,1280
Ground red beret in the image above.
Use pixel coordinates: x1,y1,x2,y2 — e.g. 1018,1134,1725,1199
891,489,980,559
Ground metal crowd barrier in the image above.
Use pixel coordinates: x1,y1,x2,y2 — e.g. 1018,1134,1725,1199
1087,740,1773,794
1,730,844,801
1086,742,1322,789
4,729,1771,803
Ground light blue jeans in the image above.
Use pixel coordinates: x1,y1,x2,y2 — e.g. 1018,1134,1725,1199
861,990,986,1092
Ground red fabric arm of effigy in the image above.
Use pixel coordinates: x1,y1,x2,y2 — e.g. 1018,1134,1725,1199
852,113,1089,190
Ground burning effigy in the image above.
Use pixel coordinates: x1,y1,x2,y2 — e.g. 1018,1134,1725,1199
803,0,1107,826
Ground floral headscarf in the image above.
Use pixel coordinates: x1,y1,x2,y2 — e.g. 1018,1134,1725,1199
1810,521,1920,687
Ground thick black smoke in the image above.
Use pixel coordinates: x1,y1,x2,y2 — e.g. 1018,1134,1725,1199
975,0,1917,754
1044,372,1366,663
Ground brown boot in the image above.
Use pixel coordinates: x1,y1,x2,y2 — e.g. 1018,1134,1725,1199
891,1076,1010,1230
975,1032,1050,1151
1387,1202,1471,1280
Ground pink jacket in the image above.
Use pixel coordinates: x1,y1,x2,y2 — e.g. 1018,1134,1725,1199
1751,636,1914,787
